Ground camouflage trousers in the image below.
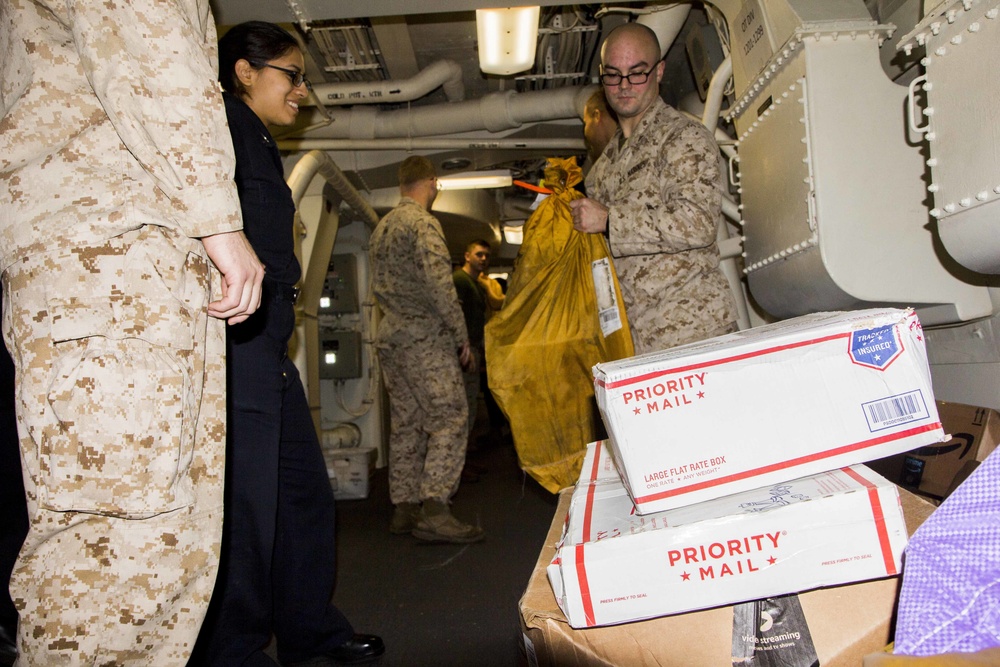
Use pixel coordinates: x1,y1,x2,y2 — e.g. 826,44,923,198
376,338,468,505
2,227,226,666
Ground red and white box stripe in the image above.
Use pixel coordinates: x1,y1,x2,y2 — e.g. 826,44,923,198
593,308,944,514
547,441,909,628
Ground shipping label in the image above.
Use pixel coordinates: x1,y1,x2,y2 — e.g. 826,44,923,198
849,323,903,370
862,389,930,432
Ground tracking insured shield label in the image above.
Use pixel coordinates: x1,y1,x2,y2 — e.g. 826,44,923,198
849,324,903,370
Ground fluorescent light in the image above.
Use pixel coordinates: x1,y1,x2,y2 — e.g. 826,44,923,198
476,7,540,75
503,225,524,245
437,169,513,191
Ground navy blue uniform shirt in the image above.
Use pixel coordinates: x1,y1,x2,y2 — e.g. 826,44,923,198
223,91,301,290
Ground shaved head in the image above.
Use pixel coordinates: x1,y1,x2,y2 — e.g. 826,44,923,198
599,22,665,136
601,23,661,65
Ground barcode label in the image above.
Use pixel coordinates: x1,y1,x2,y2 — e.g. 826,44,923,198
592,257,623,336
862,390,930,431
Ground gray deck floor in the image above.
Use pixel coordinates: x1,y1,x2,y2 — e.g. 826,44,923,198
327,440,560,667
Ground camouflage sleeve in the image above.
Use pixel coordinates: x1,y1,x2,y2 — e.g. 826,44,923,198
608,121,721,257
67,0,241,239
417,215,469,347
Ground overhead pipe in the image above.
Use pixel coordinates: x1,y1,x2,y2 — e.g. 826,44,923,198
278,137,587,152
288,85,598,140
305,59,465,107
636,2,692,59
288,150,379,229
285,151,380,431
701,56,732,134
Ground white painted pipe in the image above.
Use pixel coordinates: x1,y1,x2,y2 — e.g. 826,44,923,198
701,56,732,134
291,85,598,140
305,59,465,107
287,150,379,228
636,2,692,59
278,137,587,152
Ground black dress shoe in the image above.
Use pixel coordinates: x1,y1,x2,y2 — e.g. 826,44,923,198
284,634,385,666
0,622,16,667
326,634,384,664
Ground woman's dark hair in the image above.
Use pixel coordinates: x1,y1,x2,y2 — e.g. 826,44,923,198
218,21,300,97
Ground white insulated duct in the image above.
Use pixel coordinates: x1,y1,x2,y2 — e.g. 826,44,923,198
701,56,732,134
286,151,379,429
305,59,465,107
279,137,586,151
289,85,598,140
636,2,692,59
287,150,379,229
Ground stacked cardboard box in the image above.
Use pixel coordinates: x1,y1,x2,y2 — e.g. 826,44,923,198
547,441,911,628
525,309,950,663
593,308,945,513
520,485,937,667
866,400,1000,500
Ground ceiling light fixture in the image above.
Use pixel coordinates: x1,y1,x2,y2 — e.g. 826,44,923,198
503,224,524,245
476,7,541,75
437,169,513,191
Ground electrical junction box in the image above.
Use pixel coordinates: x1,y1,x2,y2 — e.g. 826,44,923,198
320,254,359,314
319,330,362,379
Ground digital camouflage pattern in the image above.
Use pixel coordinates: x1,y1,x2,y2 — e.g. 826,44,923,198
586,97,738,355
0,0,239,663
370,198,469,504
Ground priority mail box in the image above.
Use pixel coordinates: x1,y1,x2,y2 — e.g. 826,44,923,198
547,441,909,628
520,484,938,667
593,308,945,514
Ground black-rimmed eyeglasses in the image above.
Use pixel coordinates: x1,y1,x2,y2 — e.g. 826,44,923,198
599,69,654,86
252,62,310,89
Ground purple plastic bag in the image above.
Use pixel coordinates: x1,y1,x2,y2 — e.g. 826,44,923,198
894,446,1000,655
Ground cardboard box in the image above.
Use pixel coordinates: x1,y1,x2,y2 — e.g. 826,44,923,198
547,442,909,628
520,483,938,667
866,401,1000,500
593,308,944,514
324,446,375,500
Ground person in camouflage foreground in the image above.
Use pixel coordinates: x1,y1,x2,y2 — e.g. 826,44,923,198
370,156,485,545
571,22,738,355
0,1,264,663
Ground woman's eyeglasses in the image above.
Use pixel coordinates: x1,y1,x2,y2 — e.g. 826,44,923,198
252,62,310,89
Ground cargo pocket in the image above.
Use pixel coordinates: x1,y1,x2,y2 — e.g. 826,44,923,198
45,333,194,518
41,231,205,518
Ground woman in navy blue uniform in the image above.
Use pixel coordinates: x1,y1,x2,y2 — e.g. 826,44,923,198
191,22,383,667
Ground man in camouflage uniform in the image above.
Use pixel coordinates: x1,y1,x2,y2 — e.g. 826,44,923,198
370,156,484,544
570,23,737,355
0,1,264,664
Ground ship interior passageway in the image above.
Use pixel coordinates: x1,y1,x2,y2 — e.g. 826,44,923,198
328,438,556,667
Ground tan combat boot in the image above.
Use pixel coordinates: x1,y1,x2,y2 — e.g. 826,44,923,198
390,502,421,535
412,500,485,544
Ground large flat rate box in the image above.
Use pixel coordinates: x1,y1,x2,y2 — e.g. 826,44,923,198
520,484,938,667
593,308,944,514
547,441,909,628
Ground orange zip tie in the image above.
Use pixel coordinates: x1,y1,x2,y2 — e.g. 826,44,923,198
514,180,552,195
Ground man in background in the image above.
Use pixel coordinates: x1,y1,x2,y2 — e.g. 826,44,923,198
453,240,491,467
583,89,618,172
370,156,485,544
570,23,737,355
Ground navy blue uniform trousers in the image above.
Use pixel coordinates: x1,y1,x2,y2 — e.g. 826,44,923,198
192,290,353,666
